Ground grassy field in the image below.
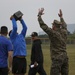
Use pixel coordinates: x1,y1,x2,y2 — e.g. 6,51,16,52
10,44,75,75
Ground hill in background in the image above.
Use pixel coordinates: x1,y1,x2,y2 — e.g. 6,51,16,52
67,24,75,33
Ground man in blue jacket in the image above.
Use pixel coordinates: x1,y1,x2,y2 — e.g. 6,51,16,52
9,15,27,75
0,26,13,75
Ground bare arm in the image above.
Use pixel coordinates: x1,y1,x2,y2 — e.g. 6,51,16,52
8,51,13,72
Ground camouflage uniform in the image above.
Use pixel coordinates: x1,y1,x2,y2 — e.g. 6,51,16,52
38,16,69,75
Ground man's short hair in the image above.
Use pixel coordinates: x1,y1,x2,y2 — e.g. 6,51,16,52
0,26,8,34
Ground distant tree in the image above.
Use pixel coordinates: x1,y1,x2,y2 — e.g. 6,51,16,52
39,34,48,38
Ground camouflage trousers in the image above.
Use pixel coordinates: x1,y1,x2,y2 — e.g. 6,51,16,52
50,58,69,75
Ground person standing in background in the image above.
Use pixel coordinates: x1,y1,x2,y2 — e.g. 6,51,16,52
28,32,47,75
0,26,13,75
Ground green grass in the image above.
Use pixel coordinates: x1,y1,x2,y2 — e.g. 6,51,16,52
9,44,75,75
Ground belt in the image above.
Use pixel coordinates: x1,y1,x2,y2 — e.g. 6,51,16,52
14,56,26,58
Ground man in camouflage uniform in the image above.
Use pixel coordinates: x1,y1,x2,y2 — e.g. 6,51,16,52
37,8,69,75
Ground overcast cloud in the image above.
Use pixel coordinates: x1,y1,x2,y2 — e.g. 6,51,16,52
0,0,75,36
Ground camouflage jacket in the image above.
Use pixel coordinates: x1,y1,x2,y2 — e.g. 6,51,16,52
38,16,68,59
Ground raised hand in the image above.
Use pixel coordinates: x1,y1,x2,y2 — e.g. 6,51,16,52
38,8,44,16
58,9,63,18
34,62,38,67
10,15,14,20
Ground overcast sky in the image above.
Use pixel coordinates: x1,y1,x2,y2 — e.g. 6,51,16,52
0,0,75,36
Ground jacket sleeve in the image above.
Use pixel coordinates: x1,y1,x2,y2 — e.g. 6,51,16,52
20,19,27,37
38,16,53,36
60,18,67,30
10,18,17,39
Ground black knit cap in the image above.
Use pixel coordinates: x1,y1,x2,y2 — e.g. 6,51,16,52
31,32,38,37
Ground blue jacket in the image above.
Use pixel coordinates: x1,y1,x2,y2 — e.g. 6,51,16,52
0,36,13,67
10,18,27,57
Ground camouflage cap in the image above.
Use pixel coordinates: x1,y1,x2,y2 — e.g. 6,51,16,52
52,20,62,27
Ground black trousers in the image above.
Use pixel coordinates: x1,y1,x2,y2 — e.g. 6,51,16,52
0,67,8,75
28,63,46,75
12,56,27,74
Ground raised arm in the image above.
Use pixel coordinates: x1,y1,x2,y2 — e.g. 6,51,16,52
58,9,67,29
20,18,27,37
37,8,53,35
10,16,17,38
